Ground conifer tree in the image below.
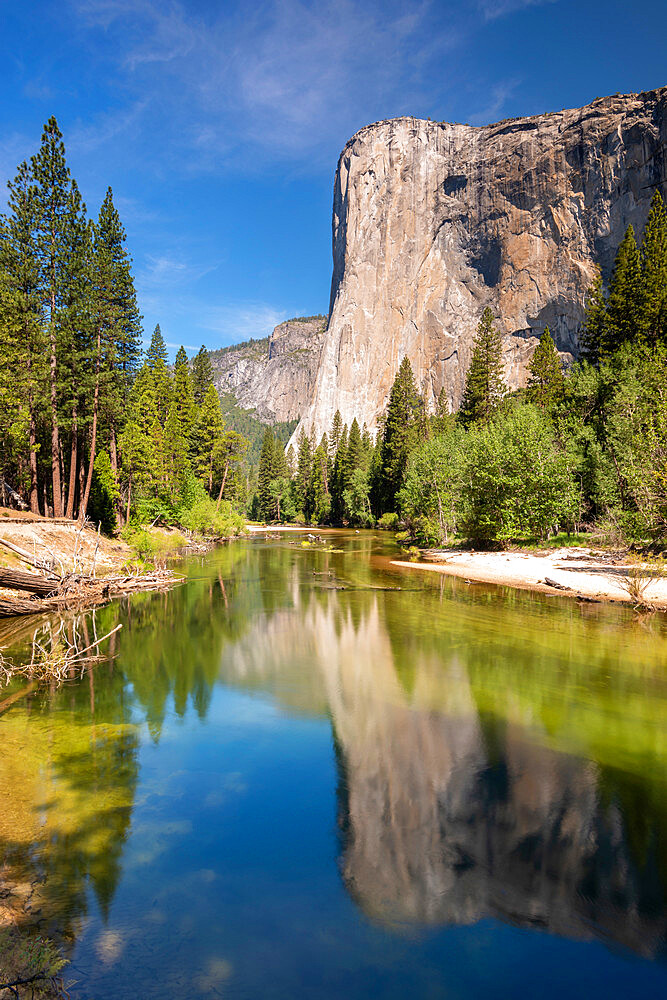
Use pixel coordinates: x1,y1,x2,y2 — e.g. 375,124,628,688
192,383,225,493
640,190,667,346
330,410,343,458
580,267,608,365
345,418,363,481
191,345,214,406
605,225,642,354
309,444,331,524
295,429,312,516
379,356,423,510
0,161,45,514
147,323,168,367
146,324,172,422
331,424,348,521
257,428,276,520
526,327,564,410
31,116,77,515
80,190,142,521
458,308,506,427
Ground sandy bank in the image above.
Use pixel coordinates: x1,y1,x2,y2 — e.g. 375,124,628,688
0,507,130,574
392,547,667,609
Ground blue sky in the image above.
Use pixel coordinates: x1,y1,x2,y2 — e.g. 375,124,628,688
1,1,665,355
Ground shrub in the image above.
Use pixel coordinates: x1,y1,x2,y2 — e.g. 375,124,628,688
378,512,400,531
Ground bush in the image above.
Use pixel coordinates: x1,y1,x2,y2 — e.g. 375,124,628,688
178,496,245,537
378,512,400,531
459,404,580,544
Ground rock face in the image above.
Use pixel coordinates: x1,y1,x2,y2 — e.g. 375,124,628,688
209,316,326,424
294,86,667,443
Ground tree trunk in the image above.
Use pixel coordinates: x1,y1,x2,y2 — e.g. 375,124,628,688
216,460,230,510
0,568,58,596
49,287,63,516
25,339,40,516
65,404,78,519
126,476,132,525
79,327,101,522
109,422,122,526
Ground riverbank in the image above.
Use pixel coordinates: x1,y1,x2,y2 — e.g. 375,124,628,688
392,546,667,608
0,509,185,620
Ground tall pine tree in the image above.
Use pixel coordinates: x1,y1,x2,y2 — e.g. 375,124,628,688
378,357,423,511
640,190,667,347
526,327,564,410
458,308,506,427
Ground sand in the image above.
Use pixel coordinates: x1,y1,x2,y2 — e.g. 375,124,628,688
391,547,667,609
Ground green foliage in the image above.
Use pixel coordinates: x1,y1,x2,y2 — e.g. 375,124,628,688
88,450,120,534
378,511,400,531
178,495,245,537
399,429,466,544
526,326,564,411
458,307,507,427
378,356,424,510
459,404,580,543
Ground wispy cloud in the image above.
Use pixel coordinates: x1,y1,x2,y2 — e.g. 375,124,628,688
468,79,520,125
72,0,466,172
202,302,293,341
477,0,557,21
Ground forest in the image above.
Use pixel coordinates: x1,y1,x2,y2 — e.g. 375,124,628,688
0,117,247,539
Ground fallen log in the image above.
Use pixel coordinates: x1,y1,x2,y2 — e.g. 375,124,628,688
0,567,59,596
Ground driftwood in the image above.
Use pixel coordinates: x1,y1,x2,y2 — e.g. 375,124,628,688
0,570,184,618
0,567,58,596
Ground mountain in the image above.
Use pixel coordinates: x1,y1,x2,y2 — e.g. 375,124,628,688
209,315,326,425
292,86,667,445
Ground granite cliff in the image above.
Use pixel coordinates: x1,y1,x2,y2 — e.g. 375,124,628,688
293,86,667,443
209,315,326,424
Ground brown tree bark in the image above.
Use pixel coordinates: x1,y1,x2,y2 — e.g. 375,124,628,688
79,326,101,522
65,404,78,519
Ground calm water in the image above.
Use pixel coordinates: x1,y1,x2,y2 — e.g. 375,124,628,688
1,531,666,999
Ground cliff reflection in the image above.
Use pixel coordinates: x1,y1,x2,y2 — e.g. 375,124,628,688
219,555,667,960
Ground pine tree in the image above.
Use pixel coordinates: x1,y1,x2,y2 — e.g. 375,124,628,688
331,425,348,521
526,327,564,410
458,308,506,427
580,267,608,365
295,429,312,516
0,161,45,513
80,190,142,521
31,116,78,516
191,345,214,406
192,383,224,493
145,323,172,422
147,323,168,367
257,428,276,520
345,418,363,481
309,444,331,524
379,356,423,510
330,410,343,458
640,190,667,347
605,225,642,354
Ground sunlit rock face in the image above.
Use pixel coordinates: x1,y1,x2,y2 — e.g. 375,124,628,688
209,317,326,424
294,86,667,442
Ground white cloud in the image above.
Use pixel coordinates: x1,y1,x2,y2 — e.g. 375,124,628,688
468,79,519,125
477,0,557,21
201,302,292,341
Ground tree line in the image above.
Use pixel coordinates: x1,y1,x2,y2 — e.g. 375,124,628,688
0,117,248,535
256,190,667,546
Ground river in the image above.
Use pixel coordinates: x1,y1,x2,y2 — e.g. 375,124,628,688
0,531,666,998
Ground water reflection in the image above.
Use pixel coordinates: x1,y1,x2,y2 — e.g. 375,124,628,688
218,539,667,959
0,533,666,994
